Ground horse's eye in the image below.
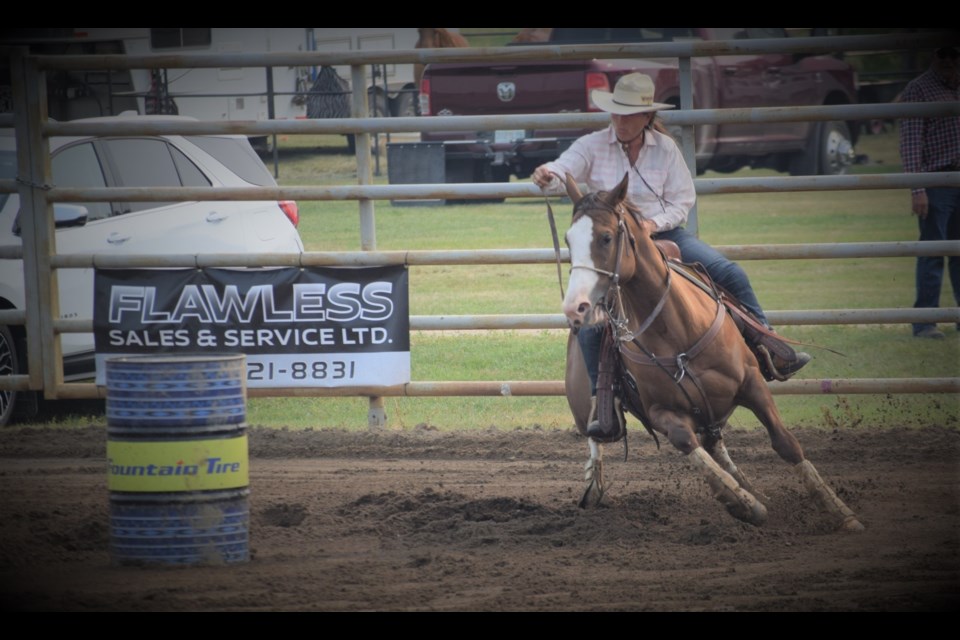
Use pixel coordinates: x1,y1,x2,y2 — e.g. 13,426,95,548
600,232,614,247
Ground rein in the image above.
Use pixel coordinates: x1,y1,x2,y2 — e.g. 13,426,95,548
545,197,566,301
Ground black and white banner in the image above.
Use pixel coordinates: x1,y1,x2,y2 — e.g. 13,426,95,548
94,266,410,387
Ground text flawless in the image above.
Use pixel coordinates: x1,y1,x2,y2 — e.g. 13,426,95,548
108,281,395,324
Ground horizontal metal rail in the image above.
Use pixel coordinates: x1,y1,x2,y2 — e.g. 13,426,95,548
37,101,960,139
28,33,959,71
36,171,960,204
45,241,960,270
37,307,960,339
43,377,960,400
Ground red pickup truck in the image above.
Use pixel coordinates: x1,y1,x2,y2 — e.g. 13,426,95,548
415,28,861,185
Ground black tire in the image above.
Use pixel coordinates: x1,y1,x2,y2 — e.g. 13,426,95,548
250,135,275,155
662,98,684,147
0,325,19,427
789,121,855,176
391,89,418,118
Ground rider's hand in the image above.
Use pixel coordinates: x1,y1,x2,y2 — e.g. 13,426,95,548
533,166,557,189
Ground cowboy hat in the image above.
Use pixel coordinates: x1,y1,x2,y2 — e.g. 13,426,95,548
590,72,675,115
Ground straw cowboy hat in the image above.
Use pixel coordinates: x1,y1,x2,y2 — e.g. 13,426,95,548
591,73,675,115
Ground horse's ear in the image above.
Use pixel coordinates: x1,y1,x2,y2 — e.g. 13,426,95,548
606,172,630,206
564,173,583,206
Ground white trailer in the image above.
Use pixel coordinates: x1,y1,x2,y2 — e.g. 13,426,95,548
2,28,433,142
310,27,422,118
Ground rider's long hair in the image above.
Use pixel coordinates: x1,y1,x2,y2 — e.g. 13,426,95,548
649,114,674,141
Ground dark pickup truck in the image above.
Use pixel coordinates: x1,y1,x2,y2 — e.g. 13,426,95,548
414,28,861,184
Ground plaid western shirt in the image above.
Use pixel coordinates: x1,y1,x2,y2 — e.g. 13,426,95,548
898,69,960,195
541,125,696,233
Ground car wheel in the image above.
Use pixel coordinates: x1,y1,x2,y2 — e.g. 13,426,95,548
789,121,855,176
0,325,19,427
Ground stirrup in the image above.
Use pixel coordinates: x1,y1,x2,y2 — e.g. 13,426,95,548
755,344,811,381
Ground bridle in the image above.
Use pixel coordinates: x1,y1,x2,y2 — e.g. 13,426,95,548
569,195,727,435
569,195,673,343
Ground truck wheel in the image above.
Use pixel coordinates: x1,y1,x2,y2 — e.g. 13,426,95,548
789,121,855,176
0,325,19,427
819,121,855,175
391,90,418,118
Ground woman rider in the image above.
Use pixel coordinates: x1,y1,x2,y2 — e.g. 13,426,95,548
532,73,810,440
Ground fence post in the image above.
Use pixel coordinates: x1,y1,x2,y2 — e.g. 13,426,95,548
678,54,699,237
266,66,279,179
10,48,63,397
350,63,390,430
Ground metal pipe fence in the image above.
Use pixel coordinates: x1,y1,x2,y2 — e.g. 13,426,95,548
1,32,959,423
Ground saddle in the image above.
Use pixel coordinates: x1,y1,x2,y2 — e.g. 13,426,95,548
656,239,806,382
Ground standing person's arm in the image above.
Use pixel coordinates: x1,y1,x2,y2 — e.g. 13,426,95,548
898,84,929,219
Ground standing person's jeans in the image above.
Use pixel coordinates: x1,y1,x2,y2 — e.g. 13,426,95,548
912,186,960,336
577,226,768,393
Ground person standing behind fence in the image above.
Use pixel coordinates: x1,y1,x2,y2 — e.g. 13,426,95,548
898,46,960,339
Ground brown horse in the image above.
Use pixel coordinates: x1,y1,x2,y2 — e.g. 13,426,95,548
561,172,864,532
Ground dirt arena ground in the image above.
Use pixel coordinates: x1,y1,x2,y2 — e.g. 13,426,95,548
0,422,957,612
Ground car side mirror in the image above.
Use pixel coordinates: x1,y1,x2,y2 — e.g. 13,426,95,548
53,204,89,228
12,203,89,236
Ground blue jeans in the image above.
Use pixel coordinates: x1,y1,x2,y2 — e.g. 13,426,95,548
578,227,767,393
912,186,960,335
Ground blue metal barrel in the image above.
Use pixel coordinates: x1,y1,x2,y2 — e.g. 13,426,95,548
105,354,250,566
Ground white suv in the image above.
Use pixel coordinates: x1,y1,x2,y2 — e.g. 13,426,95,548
0,113,305,426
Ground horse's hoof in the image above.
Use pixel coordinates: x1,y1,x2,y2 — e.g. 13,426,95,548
579,459,604,509
841,517,865,532
726,492,768,526
578,481,604,509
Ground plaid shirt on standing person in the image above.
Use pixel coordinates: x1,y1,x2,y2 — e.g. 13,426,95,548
898,68,960,195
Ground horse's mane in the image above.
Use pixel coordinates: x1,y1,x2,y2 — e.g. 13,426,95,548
571,191,618,222
572,191,647,232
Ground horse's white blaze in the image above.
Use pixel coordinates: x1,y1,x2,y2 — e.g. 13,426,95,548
563,216,601,324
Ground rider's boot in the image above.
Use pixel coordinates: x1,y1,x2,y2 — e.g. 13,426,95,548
586,394,625,441
734,314,812,381
753,335,812,381
770,348,812,379
585,327,626,441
